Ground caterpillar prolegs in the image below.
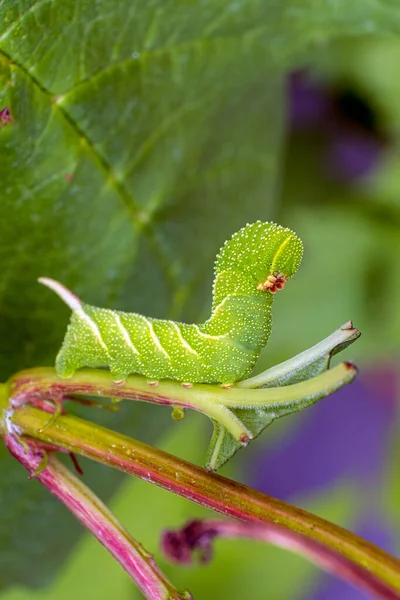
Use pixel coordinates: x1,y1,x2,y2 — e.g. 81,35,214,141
40,222,303,385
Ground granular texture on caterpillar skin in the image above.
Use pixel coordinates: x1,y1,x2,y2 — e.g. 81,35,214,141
39,222,303,385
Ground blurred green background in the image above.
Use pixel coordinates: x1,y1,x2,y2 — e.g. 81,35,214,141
1,2,400,599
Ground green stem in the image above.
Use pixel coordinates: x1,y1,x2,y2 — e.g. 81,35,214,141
206,362,355,406
238,321,360,389
8,404,400,595
8,362,356,443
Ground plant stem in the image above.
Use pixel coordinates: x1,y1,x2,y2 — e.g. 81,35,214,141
7,362,356,443
205,362,355,406
238,321,360,388
8,404,400,595
4,428,190,600
162,519,400,600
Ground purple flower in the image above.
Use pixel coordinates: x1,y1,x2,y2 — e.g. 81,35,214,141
289,72,331,128
162,520,217,565
288,71,387,182
249,368,397,500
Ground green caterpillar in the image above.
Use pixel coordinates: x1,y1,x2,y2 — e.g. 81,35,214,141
39,222,303,385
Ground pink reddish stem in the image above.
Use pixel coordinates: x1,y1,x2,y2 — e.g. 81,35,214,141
7,404,400,596
4,431,190,600
162,519,400,600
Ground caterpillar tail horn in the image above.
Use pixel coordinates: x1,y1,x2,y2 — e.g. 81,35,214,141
38,277,82,311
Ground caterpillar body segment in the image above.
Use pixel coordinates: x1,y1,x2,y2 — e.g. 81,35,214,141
39,222,303,384
50,298,268,384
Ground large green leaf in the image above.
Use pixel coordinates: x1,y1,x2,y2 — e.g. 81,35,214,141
0,0,285,590
1,0,400,591
0,6,286,377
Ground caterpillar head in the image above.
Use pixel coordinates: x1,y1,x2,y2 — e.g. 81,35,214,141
215,221,303,295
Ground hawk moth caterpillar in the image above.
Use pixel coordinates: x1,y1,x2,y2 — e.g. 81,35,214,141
39,221,303,385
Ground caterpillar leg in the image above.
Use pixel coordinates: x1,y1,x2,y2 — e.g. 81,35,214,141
112,378,126,386
55,351,77,379
109,364,129,386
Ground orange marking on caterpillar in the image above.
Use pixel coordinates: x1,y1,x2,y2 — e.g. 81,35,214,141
257,272,288,294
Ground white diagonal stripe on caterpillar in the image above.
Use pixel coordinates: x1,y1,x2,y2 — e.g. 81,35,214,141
113,313,139,354
171,322,199,356
143,317,171,359
212,295,230,316
270,234,293,273
77,308,111,356
193,324,226,341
